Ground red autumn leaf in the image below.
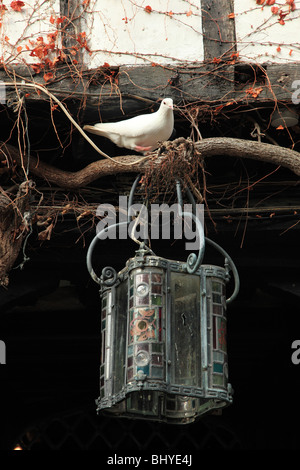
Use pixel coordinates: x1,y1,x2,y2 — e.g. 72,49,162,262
286,0,296,11
228,12,235,18
256,0,265,4
276,125,284,129
47,32,58,42
16,45,22,52
43,72,53,82
50,15,66,25
186,10,192,17
213,57,221,63
276,46,281,52
289,49,293,55
271,6,279,13
279,18,285,25
31,63,43,73
52,56,60,66
4,35,9,42
10,1,25,12
246,86,263,98
56,16,66,24
144,5,152,13
266,0,275,4
279,9,288,19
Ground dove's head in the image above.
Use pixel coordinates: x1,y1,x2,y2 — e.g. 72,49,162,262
160,98,173,111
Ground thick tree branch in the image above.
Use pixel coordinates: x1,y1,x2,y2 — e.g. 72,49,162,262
1,137,300,190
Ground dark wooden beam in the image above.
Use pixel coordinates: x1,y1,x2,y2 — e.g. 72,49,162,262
201,0,236,62
60,0,83,62
1,62,300,111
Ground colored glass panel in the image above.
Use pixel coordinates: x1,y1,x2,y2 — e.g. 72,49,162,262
213,374,224,387
151,366,164,379
136,295,149,306
213,362,223,373
151,273,161,283
213,304,223,316
128,356,133,367
152,284,161,294
137,364,149,376
129,307,159,343
151,354,162,365
213,293,221,304
127,368,133,381
136,274,149,285
136,343,149,352
218,318,227,351
151,295,161,305
152,343,162,353
213,316,216,349
212,281,222,293
213,316,227,351
170,272,201,386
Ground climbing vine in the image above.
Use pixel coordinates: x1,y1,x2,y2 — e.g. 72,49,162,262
0,0,299,284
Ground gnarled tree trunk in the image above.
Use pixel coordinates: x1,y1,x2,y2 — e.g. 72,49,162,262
0,181,32,287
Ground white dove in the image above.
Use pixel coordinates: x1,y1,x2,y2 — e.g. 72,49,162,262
83,98,174,153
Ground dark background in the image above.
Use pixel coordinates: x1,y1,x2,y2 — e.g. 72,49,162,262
1,219,300,452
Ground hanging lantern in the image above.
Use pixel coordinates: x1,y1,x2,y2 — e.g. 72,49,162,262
87,178,239,424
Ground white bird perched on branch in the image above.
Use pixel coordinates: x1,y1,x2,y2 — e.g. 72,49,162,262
83,98,174,154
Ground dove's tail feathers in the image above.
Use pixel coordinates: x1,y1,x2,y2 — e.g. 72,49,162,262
83,124,108,137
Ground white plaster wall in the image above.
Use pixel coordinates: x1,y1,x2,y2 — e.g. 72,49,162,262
0,0,61,64
82,0,203,67
234,0,300,63
1,0,300,68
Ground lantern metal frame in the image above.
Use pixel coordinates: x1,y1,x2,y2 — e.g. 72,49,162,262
87,177,240,424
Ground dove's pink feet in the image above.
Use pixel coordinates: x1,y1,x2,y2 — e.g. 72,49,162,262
135,145,152,153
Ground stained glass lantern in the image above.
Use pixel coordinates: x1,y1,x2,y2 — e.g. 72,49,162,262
87,180,239,424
